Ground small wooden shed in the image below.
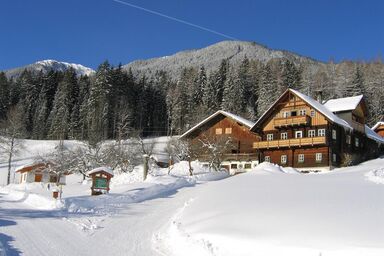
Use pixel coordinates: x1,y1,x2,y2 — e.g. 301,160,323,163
87,167,114,195
16,162,66,184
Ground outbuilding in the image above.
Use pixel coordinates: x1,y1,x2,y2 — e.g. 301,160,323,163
16,162,66,184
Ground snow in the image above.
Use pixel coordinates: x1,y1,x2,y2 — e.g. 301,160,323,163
155,159,384,256
323,95,364,113
1,138,384,256
180,110,254,139
87,166,114,176
34,59,95,76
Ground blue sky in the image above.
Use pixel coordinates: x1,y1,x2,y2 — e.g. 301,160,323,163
0,0,383,70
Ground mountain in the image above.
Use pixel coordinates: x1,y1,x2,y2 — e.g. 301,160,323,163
4,59,95,78
123,40,323,79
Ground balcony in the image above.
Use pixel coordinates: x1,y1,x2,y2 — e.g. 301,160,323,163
198,153,259,161
253,136,326,149
273,115,310,128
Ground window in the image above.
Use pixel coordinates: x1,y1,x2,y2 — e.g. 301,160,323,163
355,137,359,147
283,111,289,118
291,111,297,116
215,128,222,135
299,109,306,116
298,154,304,163
310,110,316,117
295,131,303,138
281,132,288,140
244,163,252,169
318,129,326,137
308,130,316,137
267,134,273,141
316,153,322,162
281,155,287,164
332,153,337,162
265,156,271,162
332,129,337,140
231,164,238,169
225,127,232,134
346,135,351,144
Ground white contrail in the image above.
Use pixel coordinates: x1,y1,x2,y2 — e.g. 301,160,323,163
112,0,238,40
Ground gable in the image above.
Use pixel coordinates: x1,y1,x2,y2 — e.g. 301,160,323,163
251,89,353,132
186,115,258,141
254,90,328,132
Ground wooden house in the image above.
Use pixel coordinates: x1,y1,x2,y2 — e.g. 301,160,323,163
16,162,66,184
372,122,384,137
180,110,260,173
250,89,384,171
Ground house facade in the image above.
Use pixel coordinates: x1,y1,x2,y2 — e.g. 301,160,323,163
182,89,384,173
180,110,260,173
16,162,66,184
250,89,384,171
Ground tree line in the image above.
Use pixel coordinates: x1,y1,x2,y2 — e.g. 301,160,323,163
0,57,383,142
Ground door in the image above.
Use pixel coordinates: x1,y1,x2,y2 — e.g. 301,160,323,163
295,131,303,138
34,174,42,182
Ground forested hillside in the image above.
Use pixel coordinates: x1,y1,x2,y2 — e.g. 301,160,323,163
0,41,383,141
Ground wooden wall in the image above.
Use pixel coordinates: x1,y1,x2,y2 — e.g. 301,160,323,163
262,146,329,168
190,115,260,154
262,92,328,132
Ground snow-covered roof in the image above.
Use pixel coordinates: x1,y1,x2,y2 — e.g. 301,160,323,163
180,110,254,139
365,125,384,144
372,121,384,131
87,167,114,176
251,89,353,131
323,95,364,113
15,162,48,173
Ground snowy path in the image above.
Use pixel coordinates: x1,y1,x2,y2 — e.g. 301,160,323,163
0,183,202,256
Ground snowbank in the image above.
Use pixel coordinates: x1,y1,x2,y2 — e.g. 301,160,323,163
365,168,384,184
156,159,384,256
250,162,300,175
0,184,64,210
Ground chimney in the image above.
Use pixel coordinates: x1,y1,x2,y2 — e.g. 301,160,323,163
315,90,323,103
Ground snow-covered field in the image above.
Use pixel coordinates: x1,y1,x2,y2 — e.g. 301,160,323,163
1,139,384,256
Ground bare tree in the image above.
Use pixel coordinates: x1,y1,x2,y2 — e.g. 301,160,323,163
168,137,200,176
198,135,233,172
38,143,78,198
132,133,155,180
0,105,26,185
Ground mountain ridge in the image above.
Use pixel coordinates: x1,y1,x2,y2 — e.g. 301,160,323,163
122,40,323,79
4,59,95,78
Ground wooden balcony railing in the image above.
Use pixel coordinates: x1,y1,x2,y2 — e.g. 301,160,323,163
198,153,259,161
273,115,310,128
253,136,326,149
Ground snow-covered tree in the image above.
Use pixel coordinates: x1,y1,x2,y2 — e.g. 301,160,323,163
0,104,26,185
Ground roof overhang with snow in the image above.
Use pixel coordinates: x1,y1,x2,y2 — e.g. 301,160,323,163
372,121,384,131
180,110,255,139
87,167,114,176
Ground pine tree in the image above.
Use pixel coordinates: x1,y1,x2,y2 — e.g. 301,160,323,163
48,69,77,140
0,72,10,120
87,61,112,145
345,66,364,96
